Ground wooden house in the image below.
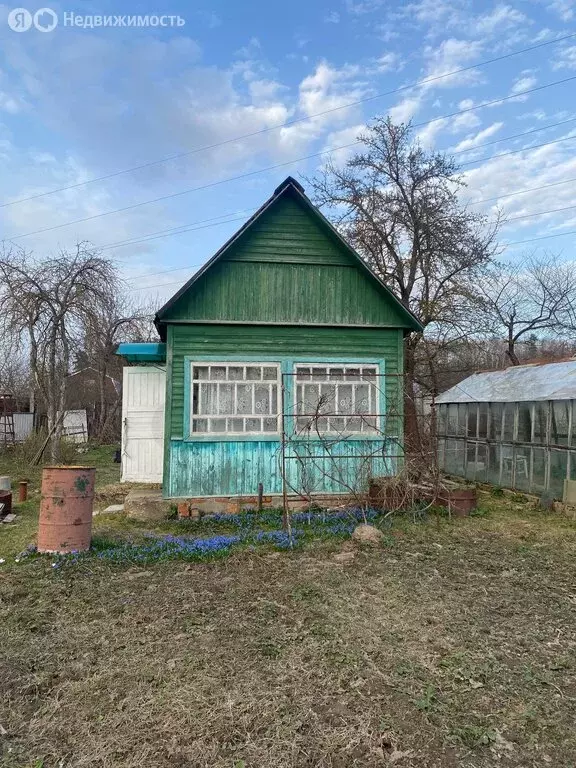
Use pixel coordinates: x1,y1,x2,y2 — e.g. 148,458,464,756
118,177,422,502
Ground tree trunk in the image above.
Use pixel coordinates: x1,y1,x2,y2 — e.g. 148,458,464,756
404,337,422,455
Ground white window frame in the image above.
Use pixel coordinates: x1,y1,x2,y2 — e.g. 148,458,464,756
293,363,381,436
190,362,281,436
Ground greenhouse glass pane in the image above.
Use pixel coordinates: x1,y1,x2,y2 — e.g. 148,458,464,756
465,442,478,480
501,444,514,488
478,404,488,439
514,446,531,492
489,403,503,441
533,403,549,445
569,452,576,481
549,450,568,499
447,405,458,435
457,405,467,436
476,443,488,483
531,447,547,494
437,438,446,470
503,404,515,442
517,402,533,443
487,445,501,485
445,439,465,477
437,405,447,436
551,402,570,446
467,406,478,438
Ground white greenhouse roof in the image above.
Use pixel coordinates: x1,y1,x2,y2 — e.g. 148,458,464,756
437,360,576,404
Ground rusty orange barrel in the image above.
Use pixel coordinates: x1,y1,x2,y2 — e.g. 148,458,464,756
38,467,96,553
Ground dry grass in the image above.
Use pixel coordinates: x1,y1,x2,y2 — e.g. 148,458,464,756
1,496,576,767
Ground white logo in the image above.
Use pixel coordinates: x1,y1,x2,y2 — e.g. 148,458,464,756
7,7,58,31
7,7,32,31
33,7,57,31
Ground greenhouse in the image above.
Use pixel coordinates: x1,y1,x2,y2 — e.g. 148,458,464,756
436,360,576,499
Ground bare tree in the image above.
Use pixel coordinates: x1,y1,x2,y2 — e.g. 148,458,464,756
309,118,500,449
480,252,576,366
79,294,158,441
0,242,117,460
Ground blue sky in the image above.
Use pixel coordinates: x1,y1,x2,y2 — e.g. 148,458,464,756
0,0,575,305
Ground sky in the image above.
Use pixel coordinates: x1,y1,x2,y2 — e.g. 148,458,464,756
0,0,575,307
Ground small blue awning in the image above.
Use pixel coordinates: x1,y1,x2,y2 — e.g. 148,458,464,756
116,343,166,363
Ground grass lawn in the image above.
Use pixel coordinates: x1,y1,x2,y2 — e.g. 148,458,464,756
1,457,576,767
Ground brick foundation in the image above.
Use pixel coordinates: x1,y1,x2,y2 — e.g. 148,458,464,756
176,494,353,518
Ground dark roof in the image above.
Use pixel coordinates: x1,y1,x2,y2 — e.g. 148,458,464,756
155,176,423,334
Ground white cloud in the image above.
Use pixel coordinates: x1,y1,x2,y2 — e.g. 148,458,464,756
389,95,423,124
460,131,576,246
422,39,485,90
324,11,340,23
511,75,538,95
417,118,449,148
547,0,574,21
552,45,576,70
472,4,529,37
453,122,504,152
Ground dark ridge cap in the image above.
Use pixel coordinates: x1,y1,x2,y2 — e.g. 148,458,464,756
274,176,305,196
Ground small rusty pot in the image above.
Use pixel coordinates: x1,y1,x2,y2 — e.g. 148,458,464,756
37,466,96,554
445,488,477,517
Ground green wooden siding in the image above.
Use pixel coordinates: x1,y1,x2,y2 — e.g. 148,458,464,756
162,194,409,327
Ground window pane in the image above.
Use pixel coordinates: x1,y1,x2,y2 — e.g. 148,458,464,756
209,418,226,432
549,449,567,498
533,403,549,444
355,384,370,414
193,419,208,432
489,404,503,441
263,367,277,381
531,447,547,494
218,384,234,415
501,444,514,487
263,417,277,432
487,444,501,485
447,404,458,435
338,385,354,414
246,367,261,381
194,366,209,380
517,403,533,443
236,384,252,414
467,406,478,438
254,384,271,414
437,405,447,436
514,447,531,492
211,366,226,380
476,443,487,483
201,383,218,414
228,366,244,380
503,404,515,442
229,418,244,432
246,418,261,431
551,402,570,446
478,404,488,439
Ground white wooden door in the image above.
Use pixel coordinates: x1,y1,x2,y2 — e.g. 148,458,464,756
121,366,166,483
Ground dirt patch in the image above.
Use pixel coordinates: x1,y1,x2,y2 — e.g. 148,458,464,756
1,498,576,767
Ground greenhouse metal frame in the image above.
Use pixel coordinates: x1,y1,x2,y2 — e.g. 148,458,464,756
436,398,576,499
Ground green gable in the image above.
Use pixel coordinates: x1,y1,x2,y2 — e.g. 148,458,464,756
156,177,421,335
